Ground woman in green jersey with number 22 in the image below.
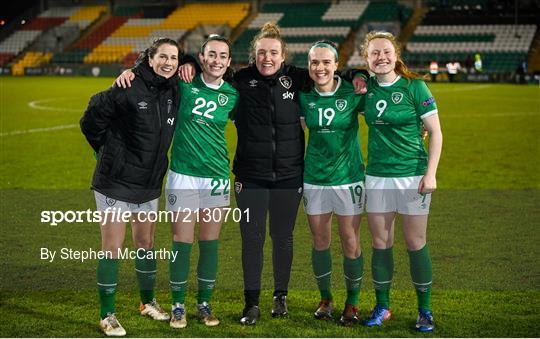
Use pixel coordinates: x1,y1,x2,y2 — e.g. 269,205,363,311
299,40,365,327
360,31,443,332
116,35,239,329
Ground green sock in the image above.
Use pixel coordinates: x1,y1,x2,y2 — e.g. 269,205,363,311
97,258,119,319
311,248,333,300
170,241,192,304
372,247,394,308
344,253,363,306
197,240,219,304
135,248,156,304
408,245,433,311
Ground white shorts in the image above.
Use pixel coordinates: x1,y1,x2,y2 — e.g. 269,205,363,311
94,191,158,213
303,181,365,216
365,175,431,215
165,171,230,211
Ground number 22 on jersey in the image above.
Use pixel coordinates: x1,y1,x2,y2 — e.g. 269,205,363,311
192,97,216,119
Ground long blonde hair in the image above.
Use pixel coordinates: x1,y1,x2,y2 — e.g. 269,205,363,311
362,31,424,80
249,22,287,64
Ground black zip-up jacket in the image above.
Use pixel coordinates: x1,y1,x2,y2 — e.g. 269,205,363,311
80,62,179,204
232,64,310,182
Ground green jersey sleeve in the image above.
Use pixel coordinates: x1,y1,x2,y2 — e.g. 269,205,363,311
410,79,438,119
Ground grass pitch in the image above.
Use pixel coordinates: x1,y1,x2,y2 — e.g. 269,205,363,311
0,77,539,337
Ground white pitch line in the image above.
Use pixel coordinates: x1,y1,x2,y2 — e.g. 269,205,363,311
28,98,81,112
0,124,78,137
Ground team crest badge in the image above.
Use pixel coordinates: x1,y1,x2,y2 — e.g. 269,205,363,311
279,76,292,89
168,194,177,206
391,92,403,104
335,99,347,111
218,93,228,106
105,197,116,206
234,182,243,194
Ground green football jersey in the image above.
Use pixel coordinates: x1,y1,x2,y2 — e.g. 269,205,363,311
362,75,438,177
170,74,239,179
299,77,365,185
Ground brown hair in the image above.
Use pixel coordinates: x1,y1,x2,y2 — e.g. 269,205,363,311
200,34,232,57
361,31,425,80
249,22,287,64
136,37,181,65
199,34,235,80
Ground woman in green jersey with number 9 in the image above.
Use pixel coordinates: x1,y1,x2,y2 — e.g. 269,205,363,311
360,31,443,332
299,40,365,326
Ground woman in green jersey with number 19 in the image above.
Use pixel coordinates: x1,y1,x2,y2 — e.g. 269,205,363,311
299,40,365,327
360,31,442,332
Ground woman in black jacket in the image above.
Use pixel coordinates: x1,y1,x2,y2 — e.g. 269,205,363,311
232,23,308,325
80,38,180,337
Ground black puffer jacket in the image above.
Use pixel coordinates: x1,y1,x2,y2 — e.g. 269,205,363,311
80,62,179,204
232,64,309,182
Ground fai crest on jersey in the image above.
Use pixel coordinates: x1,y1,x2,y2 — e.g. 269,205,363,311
391,92,403,104
168,194,177,206
218,93,229,106
335,99,347,111
279,76,292,89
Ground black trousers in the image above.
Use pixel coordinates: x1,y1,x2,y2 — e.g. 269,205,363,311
234,176,303,307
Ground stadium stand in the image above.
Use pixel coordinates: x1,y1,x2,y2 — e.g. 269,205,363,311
232,1,371,66
0,5,106,68
83,2,248,65
1,0,537,80
0,31,41,65
160,2,249,30
11,51,52,75
402,0,538,74
344,0,413,68
346,0,538,76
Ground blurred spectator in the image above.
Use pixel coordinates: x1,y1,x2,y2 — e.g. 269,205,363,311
474,53,483,73
446,61,460,82
516,59,528,84
429,60,439,82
